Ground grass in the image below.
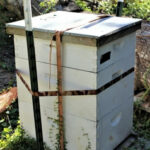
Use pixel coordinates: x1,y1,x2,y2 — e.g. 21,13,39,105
124,100,150,150
133,100,150,140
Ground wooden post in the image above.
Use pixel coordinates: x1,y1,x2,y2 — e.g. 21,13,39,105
116,0,124,16
23,1,44,150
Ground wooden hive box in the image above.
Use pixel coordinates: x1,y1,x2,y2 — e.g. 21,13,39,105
6,11,141,150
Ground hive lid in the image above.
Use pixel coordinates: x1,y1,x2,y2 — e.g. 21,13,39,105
6,11,141,40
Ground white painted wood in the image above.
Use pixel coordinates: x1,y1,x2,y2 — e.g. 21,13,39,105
39,105,59,149
97,73,134,120
17,81,97,150
23,0,32,31
7,11,141,38
97,52,134,88
97,97,133,150
16,51,134,97
12,11,138,150
16,58,97,121
15,57,97,91
40,109,97,150
65,114,96,150
16,56,134,121
14,35,97,72
40,95,97,122
17,81,133,150
14,33,135,73
97,33,136,72
36,62,97,91
14,35,27,59
18,101,36,138
15,51,134,92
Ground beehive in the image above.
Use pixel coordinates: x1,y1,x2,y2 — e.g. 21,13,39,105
6,11,141,150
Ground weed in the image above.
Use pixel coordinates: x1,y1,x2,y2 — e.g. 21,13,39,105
133,100,150,139
0,122,50,150
40,0,56,13
0,98,19,133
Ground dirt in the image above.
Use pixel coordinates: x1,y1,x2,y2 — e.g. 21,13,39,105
135,21,150,91
0,33,16,92
0,4,17,92
0,69,15,91
0,4,150,149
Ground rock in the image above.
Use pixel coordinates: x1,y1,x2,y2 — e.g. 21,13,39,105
0,87,17,113
115,134,137,150
135,21,150,91
55,0,83,12
62,1,83,12
31,0,43,15
0,0,44,18
59,0,69,6
0,0,23,19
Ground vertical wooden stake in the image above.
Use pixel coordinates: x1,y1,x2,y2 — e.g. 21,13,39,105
23,1,44,150
116,0,124,16
56,32,64,150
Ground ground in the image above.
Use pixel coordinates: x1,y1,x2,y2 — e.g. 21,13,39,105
0,7,150,150
0,28,150,150
0,45,16,92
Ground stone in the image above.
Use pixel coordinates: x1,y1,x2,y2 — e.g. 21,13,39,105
55,0,83,12
135,21,150,91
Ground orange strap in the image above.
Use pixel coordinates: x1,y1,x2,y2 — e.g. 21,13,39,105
55,31,64,150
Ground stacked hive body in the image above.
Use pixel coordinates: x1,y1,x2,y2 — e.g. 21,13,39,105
6,11,141,150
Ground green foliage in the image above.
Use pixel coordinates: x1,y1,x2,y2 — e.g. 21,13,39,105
75,0,92,12
123,0,150,21
98,0,117,14
75,0,150,20
0,94,50,150
40,0,57,13
133,100,150,139
99,0,150,20
0,122,50,150
123,138,150,150
0,5,10,46
0,61,15,72
122,101,150,150
39,0,92,13
139,65,150,102
0,99,19,134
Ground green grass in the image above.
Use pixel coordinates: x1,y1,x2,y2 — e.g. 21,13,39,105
39,0,150,20
133,100,150,140
0,122,50,150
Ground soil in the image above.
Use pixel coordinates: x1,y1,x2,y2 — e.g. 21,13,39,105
0,45,15,93
0,3,17,92
135,21,150,91
0,44,16,92
0,5,150,149
0,69,15,91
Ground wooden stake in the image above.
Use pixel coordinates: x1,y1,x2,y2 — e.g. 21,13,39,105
23,1,44,150
116,0,124,16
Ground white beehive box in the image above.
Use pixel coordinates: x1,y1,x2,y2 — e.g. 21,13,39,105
6,11,141,150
